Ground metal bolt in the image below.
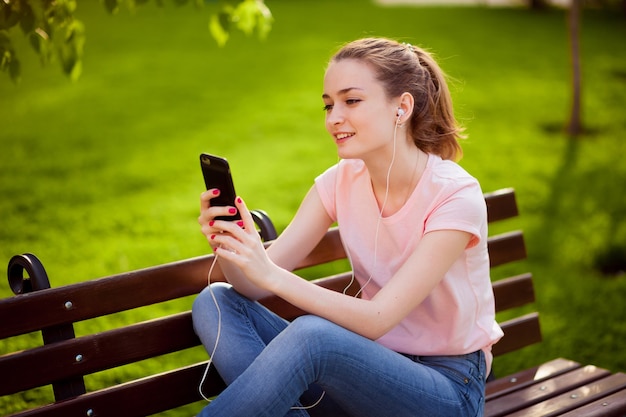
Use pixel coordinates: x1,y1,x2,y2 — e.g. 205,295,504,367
509,377,517,383
540,385,547,391
75,354,84,362
86,409,94,417
64,301,73,310
602,402,609,407
570,394,578,399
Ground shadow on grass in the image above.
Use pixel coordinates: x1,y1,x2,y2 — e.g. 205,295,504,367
534,133,626,277
517,132,626,375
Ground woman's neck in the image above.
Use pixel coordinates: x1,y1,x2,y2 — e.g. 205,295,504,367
367,144,426,217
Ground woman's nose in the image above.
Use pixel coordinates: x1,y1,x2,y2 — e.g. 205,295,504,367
326,108,344,126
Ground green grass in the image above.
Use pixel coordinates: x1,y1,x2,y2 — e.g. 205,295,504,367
1,0,625,415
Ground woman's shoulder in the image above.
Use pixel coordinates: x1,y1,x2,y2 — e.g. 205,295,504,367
426,154,479,188
423,154,484,205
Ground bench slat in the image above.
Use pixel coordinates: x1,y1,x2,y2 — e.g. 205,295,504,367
492,313,541,357
484,365,613,417
559,387,626,417
0,256,216,340
488,231,526,268
0,312,199,396
505,372,626,417
486,358,581,400
484,188,518,223
492,273,534,312
5,363,218,417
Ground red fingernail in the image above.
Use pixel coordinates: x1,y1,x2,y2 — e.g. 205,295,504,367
237,220,244,227
212,189,220,195
236,197,242,204
228,208,237,214
210,234,216,240
209,220,215,227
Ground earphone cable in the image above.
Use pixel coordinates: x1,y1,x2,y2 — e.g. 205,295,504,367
198,252,222,402
198,250,326,409
345,116,400,297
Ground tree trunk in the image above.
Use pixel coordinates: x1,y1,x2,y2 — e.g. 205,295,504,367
566,0,583,137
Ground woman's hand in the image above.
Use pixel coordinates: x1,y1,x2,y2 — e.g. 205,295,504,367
199,191,278,293
198,188,243,252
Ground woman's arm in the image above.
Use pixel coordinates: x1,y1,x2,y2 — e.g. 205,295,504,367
211,193,472,340
265,187,335,272
199,186,333,300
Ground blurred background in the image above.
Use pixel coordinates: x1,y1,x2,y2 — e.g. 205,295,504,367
1,0,625,415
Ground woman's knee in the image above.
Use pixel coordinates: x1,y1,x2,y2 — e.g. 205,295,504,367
192,283,233,329
193,281,226,310
286,315,345,351
291,315,342,335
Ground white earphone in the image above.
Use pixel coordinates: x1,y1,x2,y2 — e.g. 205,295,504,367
397,108,405,117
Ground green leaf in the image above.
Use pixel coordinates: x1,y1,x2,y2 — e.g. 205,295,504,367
208,1,272,47
209,13,229,47
102,0,120,14
28,30,41,53
0,33,20,83
8,51,20,82
29,29,52,64
58,20,85,81
219,7,232,31
19,2,36,34
0,30,10,48
232,0,273,39
1,47,9,70
254,1,273,40
66,0,78,14
232,0,257,36
67,57,81,81
0,1,21,31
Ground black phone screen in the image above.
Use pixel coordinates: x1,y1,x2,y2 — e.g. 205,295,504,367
200,153,241,221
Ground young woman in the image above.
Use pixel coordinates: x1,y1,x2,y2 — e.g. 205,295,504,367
193,37,503,417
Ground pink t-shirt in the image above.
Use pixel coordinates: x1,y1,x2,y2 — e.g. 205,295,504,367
314,154,503,370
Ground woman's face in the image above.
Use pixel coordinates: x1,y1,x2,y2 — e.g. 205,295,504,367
322,59,398,161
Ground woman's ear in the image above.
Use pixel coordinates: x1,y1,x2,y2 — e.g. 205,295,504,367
397,92,415,121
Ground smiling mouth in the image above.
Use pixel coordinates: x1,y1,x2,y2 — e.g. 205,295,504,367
335,133,354,141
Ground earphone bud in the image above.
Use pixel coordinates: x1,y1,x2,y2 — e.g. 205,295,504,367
397,108,405,117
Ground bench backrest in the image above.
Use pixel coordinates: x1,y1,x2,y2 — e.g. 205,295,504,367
0,188,539,417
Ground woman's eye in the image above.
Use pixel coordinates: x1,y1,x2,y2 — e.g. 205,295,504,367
346,99,362,105
323,104,333,112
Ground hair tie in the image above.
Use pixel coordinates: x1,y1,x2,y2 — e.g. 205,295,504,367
403,42,415,53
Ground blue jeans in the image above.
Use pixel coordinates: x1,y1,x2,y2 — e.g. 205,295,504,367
192,283,487,417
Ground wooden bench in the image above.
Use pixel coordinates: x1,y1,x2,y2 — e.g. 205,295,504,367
1,188,625,417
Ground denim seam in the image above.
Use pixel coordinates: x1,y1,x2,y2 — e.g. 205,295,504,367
315,349,464,409
235,299,282,350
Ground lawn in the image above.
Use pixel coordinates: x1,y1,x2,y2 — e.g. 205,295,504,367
1,0,625,415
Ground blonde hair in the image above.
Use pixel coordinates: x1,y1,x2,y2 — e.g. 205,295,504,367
330,37,464,161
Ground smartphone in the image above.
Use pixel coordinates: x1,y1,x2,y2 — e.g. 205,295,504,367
200,153,241,221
